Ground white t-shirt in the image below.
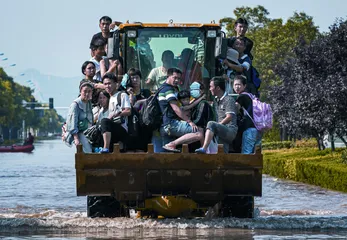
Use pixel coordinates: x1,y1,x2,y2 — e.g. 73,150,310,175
90,57,104,83
109,92,131,131
147,66,168,90
97,107,109,124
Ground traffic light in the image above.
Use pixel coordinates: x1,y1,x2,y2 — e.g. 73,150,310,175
49,98,54,109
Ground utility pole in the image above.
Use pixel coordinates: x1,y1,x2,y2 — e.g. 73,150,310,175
22,120,26,140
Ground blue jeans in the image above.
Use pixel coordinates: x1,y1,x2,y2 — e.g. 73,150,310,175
242,128,262,154
152,130,164,153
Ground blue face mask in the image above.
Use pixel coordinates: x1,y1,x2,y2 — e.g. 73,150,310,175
190,89,200,99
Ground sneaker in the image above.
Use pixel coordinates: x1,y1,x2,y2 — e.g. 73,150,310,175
94,147,100,153
195,148,207,154
99,148,109,153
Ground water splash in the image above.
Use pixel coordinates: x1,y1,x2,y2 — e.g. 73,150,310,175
1,210,347,232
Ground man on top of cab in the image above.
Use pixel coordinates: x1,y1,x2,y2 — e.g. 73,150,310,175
228,17,254,60
90,16,122,47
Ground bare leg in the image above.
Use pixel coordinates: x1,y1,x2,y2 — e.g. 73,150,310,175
166,130,203,149
201,129,214,150
103,132,111,149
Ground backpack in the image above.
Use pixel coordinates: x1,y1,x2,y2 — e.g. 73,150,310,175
192,100,216,128
117,92,140,137
241,92,273,132
139,86,165,131
251,66,261,89
127,107,140,137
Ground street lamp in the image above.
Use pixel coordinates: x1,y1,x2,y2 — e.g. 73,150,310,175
4,63,16,69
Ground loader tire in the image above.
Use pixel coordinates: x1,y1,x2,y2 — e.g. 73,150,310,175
221,196,254,218
87,196,128,218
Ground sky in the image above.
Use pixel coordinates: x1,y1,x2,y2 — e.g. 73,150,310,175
0,0,346,79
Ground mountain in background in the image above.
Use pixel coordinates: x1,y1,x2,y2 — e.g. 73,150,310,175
14,69,82,118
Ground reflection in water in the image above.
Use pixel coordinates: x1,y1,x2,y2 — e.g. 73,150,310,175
1,139,347,239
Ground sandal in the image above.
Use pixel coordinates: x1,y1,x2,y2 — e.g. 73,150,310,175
163,144,181,153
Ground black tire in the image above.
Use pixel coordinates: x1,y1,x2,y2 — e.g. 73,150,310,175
87,196,128,218
221,196,254,218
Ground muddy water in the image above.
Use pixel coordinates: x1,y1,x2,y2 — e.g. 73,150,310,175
1,139,347,239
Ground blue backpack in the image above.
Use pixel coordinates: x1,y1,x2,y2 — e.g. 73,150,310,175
251,66,262,89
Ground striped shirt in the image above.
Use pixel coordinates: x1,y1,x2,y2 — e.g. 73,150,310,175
158,83,179,125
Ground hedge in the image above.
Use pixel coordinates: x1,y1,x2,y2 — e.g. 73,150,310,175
263,148,347,192
262,139,318,150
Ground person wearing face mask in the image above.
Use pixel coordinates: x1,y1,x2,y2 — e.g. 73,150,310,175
187,81,216,152
189,82,216,131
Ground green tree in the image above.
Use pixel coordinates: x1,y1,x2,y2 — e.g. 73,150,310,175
0,68,63,139
271,20,347,150
38,109,63,134
220,6,319,97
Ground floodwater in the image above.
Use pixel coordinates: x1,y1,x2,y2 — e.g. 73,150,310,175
1,139,347,239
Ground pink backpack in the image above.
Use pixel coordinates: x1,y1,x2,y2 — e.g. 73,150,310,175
241,92,273,132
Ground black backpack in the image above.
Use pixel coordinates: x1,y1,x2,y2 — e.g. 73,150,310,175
127,107,140,137
139,86,165,131
117,92,140,137
192,100,216,128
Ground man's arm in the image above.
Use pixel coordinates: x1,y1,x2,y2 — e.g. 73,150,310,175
223,59,244,73
145,68,156,85
119,93,131,117
170,100,198,131
119,107,131,117
100,58,120,78
93,83,105,89
219,113,232,125
110,21,123,30
170,100,190,122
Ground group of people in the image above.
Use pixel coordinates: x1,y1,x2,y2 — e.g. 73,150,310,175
62,16,262,154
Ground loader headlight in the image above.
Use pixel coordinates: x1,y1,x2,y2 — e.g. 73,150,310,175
127,30,137,38
207,30,217,38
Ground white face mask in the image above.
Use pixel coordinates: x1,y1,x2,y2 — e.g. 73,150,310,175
190,89,200,99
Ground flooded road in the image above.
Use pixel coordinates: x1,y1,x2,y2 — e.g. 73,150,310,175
1,139,347,239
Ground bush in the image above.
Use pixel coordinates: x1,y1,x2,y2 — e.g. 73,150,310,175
295,138,318,148
262,141,293,150
342,149,347,164
263,148,347,192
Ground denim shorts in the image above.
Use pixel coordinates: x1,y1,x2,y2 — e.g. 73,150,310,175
163,119,193,137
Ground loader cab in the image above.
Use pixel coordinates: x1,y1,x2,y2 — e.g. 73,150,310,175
108,22,225,91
